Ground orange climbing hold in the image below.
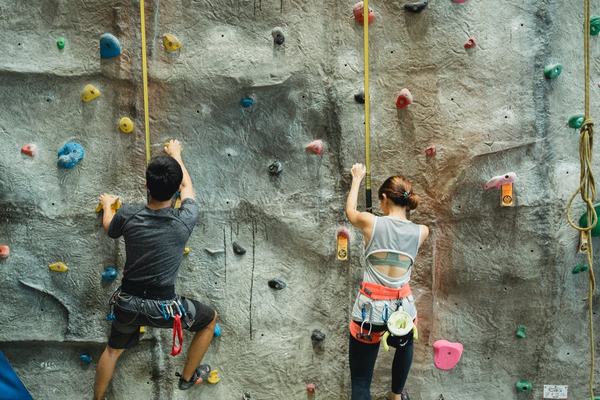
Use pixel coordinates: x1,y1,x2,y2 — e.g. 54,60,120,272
396,89,413,108
0,246,9,259
306,140,323,154
353,2,374,25
21,144,37,157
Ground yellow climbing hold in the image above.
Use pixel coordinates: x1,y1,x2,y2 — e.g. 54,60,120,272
95,198,122,213
163,34,181,51
82,84,100,102
184,247,190,255
49,262,68,272
164,141,183,153
207,369,220,384
139,326,146,333
119,117,134,133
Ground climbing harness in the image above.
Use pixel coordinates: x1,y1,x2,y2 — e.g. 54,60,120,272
362,0,372,212
139,0,151,165
565,0,597,397
106,286,121,321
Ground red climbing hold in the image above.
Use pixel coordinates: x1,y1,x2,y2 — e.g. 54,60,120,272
464,38,476,49
396,88,413,108
21,144,37,157
306,140,323,154
306,383,316,394
425,146,436,156
337,227,350,239
433,340,463,370
0,246,9,259
353,2,375,25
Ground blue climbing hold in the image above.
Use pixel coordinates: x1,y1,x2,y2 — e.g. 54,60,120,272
99,33,121,58
57,143,84,169
102,267,117,281
240,98,254,108
106,313,115,321
79,355,91,364
214,323,221,337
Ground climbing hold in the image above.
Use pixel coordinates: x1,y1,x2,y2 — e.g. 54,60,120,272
48,262,68,272
579,204,600,236
306,383,315,394
139,326,146,333
119,117,134,133
57,38,65,50
21,144,37,157
404,0,428,13
163,34,181,51
433,340,463,370
568,114,585,129
57,142,84,169
240,98,254,108
102,267,117,281
82,84,100,102
268,278,286,290
483,172,516,190
354,91,365,104
337,227,350,239
243,391,252,400
233,242,246,255
311,329,326,342
214,323,221,337
268,161,283,175
106,313,116,321
272,27,285,45
396,88,413,108
425,146,436,156
353,2,374,25
516,381,532,392
79,355,91,364
184,247,190,255
0,246,9,259
464,37,477,49
95,198,122,213
573,264,589,274
99,33,121,58
544,63,562,79
207,369,220,384
591,16,600,35
164,141,183,153
306,139,323,154
516,325,526,338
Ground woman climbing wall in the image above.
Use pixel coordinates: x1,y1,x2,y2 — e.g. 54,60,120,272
345,163,429,400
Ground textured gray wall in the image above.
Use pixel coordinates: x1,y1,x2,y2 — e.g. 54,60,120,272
1,0,599,399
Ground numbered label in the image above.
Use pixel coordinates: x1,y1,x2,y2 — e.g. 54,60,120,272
543,385,567,399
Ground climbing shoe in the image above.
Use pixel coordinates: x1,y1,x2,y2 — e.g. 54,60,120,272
176,364,211,390
401,389,410,400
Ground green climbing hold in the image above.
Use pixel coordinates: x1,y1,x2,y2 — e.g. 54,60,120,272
515,325,526,339
568,114,585,129
573,264,589,274
516,381,532,392
591,16,600,35
57,38,65,50
579,204,600,236
544,63,562,79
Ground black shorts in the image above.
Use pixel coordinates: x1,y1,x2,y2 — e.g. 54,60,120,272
108,291,215,349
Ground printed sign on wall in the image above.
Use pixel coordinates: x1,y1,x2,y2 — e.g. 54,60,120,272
543,385,567,399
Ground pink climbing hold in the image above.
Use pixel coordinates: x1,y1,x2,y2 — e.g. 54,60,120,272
0,246,9,259
337,226,350,239
484,172,517,190
21,144,37,157
425,146,436,156
306,140,323,154
433,340,463,370
396,89,413,108
464,37,476,49
353,2,375,25
306,383,315,394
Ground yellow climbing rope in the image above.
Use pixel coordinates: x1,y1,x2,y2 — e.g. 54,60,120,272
565,0,597,396
140,0,151,165
363,0,372,212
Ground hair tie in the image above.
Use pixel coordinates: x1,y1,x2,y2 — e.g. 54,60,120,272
404,191,410,199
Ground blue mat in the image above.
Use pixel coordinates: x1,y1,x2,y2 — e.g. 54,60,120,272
0,349,33,400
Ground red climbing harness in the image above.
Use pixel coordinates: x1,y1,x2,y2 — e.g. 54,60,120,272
171,314,183,357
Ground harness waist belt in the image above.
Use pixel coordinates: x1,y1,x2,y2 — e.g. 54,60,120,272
349,320,385,344
121,278,175,300
359,281,411,300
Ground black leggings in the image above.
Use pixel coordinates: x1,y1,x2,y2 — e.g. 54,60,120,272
349,326,414,400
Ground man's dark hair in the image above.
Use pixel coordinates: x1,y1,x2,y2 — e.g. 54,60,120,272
146,156,183,201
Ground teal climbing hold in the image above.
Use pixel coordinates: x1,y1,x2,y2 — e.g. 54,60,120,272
544,63,562,79
214,323,221,337
516,325,526,339
516,381,532,392
579,204,600,236
591,16,600,35
57,38,65,50
99,33,121,58
568,114,585,128
240,98,254,108
573,264,589,274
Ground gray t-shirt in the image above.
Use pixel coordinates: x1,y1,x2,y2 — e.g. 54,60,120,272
108,198,199,287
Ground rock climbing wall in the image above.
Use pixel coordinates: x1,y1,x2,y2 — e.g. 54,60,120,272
1,0,599,399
